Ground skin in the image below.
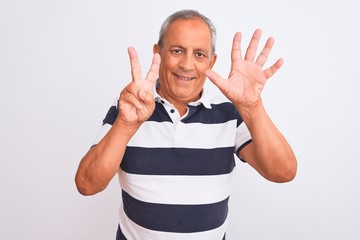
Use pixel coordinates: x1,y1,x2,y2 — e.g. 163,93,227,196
75,18,297,196
206,30,297,182
153,19,217,115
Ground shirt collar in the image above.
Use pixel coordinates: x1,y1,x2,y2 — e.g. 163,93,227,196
153,80,212,109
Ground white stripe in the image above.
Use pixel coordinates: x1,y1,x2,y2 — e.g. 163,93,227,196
128,120,238,149
118,203,228,240
92,123,112,145
118,170,233,205
235,122,252,150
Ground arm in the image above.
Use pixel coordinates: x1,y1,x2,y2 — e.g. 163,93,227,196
237,99,297,182
206,29,297,182
75,48,161,195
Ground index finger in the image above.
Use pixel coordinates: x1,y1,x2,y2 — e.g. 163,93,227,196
231,32,243,64
128,47,142,83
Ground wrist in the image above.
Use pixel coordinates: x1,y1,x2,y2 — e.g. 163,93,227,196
112,118,141,140
236,98,266,124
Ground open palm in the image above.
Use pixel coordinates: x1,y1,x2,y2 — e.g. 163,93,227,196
206,29,283,107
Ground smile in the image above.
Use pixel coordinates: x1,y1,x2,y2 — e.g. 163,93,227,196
174,73,196,81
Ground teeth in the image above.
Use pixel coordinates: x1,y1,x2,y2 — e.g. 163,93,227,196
176,74,194,81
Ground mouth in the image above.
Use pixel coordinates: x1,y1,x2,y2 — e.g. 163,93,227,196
174,73,196,81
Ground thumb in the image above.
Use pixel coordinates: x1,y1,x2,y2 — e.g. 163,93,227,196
206,69,225,89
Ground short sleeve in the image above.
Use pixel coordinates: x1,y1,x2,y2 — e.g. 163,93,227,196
234,114,252,162
92,99,118,146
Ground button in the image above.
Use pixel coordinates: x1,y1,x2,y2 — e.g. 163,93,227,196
161,100,165,104
170,109,175,113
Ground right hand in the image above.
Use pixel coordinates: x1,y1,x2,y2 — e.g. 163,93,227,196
117,47,161,127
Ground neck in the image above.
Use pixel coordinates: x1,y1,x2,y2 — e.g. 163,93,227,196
156,86,203,117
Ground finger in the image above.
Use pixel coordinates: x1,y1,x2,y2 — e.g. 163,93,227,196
256,37,275,67
244,29,262,61
144,53,161,87
128,47,142,83
206,69,226,90
122,87,144,110
231,32,243,64
264,58,284,79
138,87,154,103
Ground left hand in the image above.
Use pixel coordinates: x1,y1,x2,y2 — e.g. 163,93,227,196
206,29,283,108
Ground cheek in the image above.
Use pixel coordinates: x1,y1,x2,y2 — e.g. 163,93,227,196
161,59,177,72
197,63,211,74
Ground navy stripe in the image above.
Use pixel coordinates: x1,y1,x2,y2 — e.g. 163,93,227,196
183,102,242,125
122,190,229,233
116,223,226,240
103,105,118,125
116,225,127,240
102,102,243,125
102,101,172,126
121,147,235,175
147,102,173,122
116,222,226,240
236,111,243,127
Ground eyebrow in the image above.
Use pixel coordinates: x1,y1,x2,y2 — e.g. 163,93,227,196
168,45,210,54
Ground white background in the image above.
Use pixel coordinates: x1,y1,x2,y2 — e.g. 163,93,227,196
1,0,359,239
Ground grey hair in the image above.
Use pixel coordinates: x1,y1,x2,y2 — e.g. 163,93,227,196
157,9,217,56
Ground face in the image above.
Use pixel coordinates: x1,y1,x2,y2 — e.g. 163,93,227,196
153,18,217,106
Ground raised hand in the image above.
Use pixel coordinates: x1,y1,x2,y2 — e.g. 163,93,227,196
117,47,161,126
206,29,283,108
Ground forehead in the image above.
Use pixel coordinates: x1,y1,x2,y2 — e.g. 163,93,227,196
163,18,212,51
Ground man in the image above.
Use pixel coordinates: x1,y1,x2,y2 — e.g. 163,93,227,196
75,9,297,240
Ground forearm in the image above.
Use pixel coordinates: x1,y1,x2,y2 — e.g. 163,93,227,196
237,99,297,182
75,121,139,195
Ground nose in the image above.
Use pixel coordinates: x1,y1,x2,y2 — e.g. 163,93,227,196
178,53,195,71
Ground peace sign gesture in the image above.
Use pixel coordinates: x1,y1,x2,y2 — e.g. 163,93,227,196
206,29,283,109
117,47,160,126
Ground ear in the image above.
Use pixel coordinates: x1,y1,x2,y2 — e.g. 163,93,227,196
153,44,160,54
209,54,217,69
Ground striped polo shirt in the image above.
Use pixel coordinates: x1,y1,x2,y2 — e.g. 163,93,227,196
93,85,252,240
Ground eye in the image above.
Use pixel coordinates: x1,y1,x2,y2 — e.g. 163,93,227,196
171,49,183,55
195,52,206,58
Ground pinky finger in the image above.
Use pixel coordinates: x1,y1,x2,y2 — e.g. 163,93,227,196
264,58,284,79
